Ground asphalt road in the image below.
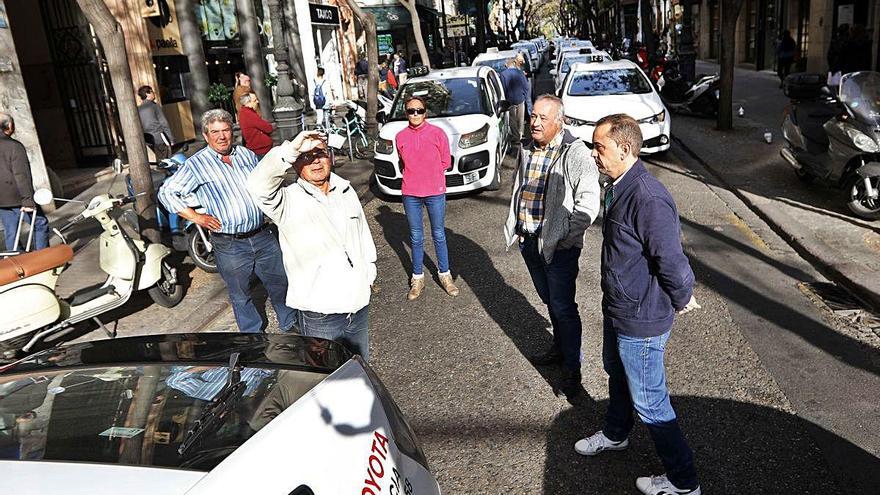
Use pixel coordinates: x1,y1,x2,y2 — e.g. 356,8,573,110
357,57,880,493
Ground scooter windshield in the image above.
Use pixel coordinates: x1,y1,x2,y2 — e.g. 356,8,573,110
839,71,880,126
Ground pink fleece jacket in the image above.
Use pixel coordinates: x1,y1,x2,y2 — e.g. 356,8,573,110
396,122,451,197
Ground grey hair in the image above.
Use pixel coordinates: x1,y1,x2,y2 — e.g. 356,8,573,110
505,58,517,67
239,92,256,106
596,113,643,157
0,113,13,132
201,108,234,135
534,94,565,123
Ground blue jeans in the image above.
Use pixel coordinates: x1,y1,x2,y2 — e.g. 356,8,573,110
297,305,369,361
519,236,582,371
402,194,449,275
602,320,698,489
211,227,297,333
0,207,49,251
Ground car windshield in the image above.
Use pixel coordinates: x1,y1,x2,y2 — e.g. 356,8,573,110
475,58,508,73
0,364,326,471
839,71,880,125
561,55,589,73
514,44,536,55
390,78,489,119
567,68,654,96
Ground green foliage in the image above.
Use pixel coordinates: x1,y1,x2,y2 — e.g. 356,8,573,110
265,73,278,88
207,82,231,105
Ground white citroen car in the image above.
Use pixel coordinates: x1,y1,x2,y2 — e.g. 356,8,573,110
561,60,671,154
552,50,613,93
373,65,512,196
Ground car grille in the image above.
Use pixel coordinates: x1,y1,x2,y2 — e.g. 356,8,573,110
374,159,396,177
376,176,402,190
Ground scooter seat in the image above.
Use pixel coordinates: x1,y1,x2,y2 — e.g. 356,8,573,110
0,245,73,286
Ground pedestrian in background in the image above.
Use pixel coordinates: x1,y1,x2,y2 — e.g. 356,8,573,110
355,54,369,100
238,92,274,159
396,96,459,300
775,30,796,88
503,95,600,398
247,131,377,360
137,85,174,160
313,68,333,128
0,113,49,252
393,51,408,85
233,72,259,115
576,113,701,495
827,24,849,80
159,109,297,334
500,58,531,145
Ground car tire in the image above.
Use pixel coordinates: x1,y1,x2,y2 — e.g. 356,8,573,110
484,150,502,191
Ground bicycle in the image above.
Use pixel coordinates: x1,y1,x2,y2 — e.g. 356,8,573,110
315,101,374,161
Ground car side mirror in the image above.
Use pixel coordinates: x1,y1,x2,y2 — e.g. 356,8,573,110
496,100,511,114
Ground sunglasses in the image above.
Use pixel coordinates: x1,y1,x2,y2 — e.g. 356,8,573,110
406,108,427,116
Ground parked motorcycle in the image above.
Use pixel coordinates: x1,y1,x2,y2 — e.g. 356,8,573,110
0,184,184,358
127,149,218,273
780,71,880,219
657,60,720,117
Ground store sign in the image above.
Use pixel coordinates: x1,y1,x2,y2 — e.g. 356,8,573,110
142,0,161,17
449,26,467,38
378,34,394,55
309,3,340,26
146,0,184,56
447,15,467,28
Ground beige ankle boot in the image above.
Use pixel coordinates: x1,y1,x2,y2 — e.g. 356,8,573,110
439,272,459,297
407,276,425,300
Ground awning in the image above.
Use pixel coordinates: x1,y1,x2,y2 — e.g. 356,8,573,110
366,6,412,31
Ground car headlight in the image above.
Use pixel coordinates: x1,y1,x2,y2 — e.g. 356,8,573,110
459,124,490,149
639,110,666,124
375,137,394,155
844,125,880,153
565,116,595,127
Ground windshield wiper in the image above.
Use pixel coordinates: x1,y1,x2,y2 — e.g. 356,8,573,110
178,352,246,456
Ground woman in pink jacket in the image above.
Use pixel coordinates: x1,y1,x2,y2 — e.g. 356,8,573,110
396,96,459,300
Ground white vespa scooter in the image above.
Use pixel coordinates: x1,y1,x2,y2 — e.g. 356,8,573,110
0,187,184,359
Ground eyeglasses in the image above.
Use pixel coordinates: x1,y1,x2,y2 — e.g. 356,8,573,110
406,108,427,116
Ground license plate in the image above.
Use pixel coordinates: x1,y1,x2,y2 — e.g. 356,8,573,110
463,172,479,184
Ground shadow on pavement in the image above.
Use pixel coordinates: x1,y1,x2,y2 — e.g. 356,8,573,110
544,395,880,494
375,205,586,400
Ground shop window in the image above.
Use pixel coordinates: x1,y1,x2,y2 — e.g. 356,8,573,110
153,55,190,104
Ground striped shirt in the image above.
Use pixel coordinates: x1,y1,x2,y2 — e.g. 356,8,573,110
165,366,274,401
517,132,563,234
158,145,265,234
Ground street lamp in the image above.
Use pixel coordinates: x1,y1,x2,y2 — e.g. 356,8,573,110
267,0,304,140
678,0,696,82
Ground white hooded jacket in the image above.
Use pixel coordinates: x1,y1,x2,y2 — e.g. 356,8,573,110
247,146,377,314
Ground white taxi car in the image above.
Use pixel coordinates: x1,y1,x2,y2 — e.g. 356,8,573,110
472,47,536,99
373,65,512,196
511,41,542,69
561,59,671,154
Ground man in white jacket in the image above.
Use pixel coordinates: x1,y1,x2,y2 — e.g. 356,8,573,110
247,131,377,360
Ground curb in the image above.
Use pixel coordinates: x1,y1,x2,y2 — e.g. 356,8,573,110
673,135,880,313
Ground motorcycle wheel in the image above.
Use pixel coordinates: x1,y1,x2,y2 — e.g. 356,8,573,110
844,174,880,220
148,260,185,308
186,229,218,273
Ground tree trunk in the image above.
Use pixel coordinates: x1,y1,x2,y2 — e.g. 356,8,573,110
177,0,211,141
283,0,308,99
346,1,380,138
475,0,487,52
717,0,744,130
236,0,272,120
74,0,158,243
400,0,430,68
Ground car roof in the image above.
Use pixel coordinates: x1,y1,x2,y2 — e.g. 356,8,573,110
0,333,352,375
473,49,528,61
408,65,492,82
569,59,640,72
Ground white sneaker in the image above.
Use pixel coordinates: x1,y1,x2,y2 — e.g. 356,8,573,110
573,430,629,456
636,474,701,495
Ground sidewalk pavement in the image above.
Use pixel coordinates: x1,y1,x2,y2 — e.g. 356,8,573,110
673,60,880,312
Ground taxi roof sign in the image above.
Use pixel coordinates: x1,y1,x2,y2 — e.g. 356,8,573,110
409,65,430,77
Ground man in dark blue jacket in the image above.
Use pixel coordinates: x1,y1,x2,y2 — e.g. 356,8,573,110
574,114,702,495
499,58,531,144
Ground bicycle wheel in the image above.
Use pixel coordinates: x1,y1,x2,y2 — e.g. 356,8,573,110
354,135,373,159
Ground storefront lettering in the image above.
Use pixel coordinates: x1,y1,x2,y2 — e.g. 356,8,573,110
155,37,178,49
315,8,333,20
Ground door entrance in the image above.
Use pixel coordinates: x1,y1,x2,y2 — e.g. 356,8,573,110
39,0,122,166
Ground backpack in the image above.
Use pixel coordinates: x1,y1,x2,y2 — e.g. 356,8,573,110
386,70,398,89
313,80,327,108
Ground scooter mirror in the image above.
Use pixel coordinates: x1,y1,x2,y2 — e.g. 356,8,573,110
33,188,53,206
112,158,124,175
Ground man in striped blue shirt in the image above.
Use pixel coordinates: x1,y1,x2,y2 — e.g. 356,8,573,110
159,109,296,333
